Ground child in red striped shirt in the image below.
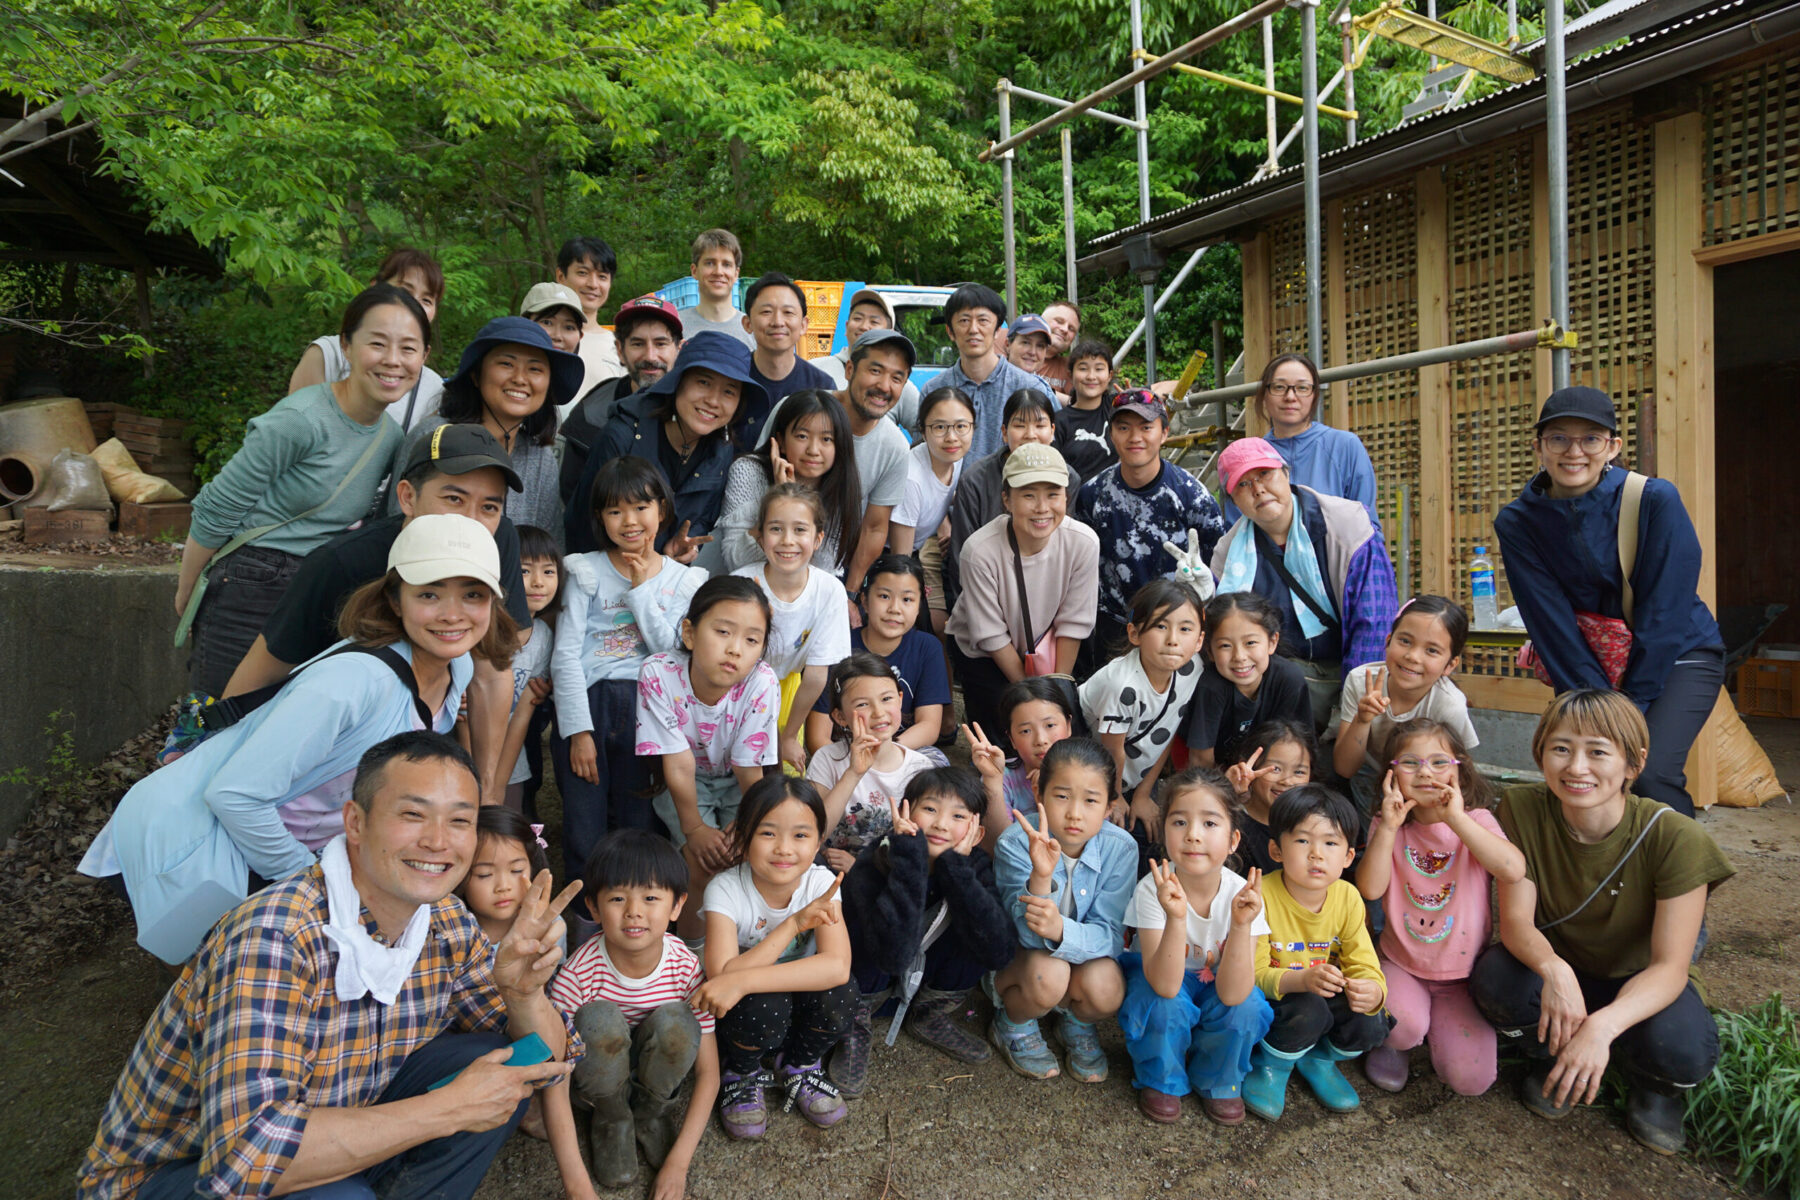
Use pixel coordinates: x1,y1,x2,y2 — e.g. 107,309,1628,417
543,829,720,1199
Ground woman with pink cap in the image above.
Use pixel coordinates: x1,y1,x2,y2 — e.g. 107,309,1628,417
1211,438,1398,729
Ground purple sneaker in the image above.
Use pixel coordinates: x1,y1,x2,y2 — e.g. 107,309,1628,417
776,1055,849,1128
717,1068,771,1139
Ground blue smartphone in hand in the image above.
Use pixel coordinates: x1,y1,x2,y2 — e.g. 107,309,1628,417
427,1032,554,1090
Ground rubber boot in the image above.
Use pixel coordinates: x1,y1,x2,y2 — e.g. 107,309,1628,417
1242,1041,1307,1122
828,989,888,1097
631,1080,679,1169
906,987,990,1063
1295,1040,1363,1112
583,1091,638,1189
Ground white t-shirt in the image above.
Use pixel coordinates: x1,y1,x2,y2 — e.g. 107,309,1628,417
1128,866,1269,980
853,417,912,511
311,334,443,432
1334,663,1480,773
633,651,780,779
892,442,963,550
805,740,934,854
507,619,554,785
732,564,852,679
1079,650,1203,789
702,863,839,961
547,932,714,1033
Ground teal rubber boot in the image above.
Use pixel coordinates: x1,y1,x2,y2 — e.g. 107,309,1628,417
1242,1042,1306,1122
1295,1041,1363,1113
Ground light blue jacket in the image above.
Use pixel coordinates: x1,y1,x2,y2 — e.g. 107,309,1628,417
86,641,469,962
993,812,1135,965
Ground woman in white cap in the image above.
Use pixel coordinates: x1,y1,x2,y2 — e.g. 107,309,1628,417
82,514,519,964
1211,437,1398,730
947,442,1100,744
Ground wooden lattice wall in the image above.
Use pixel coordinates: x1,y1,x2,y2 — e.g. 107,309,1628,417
1338,184,1421,596
1704,49,1800,245
1445,138,1539,682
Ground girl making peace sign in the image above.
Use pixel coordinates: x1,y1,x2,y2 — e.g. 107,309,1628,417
807,654,934,870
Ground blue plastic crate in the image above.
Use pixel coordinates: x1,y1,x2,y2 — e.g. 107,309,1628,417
654,277,745,311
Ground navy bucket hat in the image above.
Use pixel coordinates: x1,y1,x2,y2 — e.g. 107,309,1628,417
641,329,770,415
447,316,586,411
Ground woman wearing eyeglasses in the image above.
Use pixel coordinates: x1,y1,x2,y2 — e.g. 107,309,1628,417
1223,353,1379,527
1492,387,1724,817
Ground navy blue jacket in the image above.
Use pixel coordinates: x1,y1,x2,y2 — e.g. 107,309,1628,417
1494,466,1720,708
562,390,734,555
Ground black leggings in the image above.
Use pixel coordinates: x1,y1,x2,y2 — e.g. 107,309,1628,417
1468,944,1720,1088
1264,992,1393,1055
717,982,858,1074
1634,646,1725,818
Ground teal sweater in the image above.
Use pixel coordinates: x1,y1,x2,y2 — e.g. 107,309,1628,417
190,384,402,556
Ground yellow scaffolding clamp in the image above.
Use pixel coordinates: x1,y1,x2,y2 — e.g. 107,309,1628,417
1351,2,1537,84
1171,349,1211,405
1536,319,1578,350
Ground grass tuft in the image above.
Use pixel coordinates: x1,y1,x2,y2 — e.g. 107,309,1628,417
1686,994,1800,1196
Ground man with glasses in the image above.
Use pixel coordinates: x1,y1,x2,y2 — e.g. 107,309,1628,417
1225,353,1378,527
920,283,1056,460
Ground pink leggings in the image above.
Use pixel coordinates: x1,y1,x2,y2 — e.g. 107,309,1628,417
1380,956,1496,1096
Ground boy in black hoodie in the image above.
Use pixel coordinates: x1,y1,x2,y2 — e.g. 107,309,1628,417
831,767,1015,1095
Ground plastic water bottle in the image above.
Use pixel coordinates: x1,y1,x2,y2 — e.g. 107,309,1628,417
1470,546,1499,629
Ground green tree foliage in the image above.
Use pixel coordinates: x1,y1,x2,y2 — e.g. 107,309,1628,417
3,0,1550,415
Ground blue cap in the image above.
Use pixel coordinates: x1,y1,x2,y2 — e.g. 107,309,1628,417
1010,313,1051,340
446,316,586,411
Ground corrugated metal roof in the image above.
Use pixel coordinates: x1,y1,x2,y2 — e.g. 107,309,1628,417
1086,0,1756,252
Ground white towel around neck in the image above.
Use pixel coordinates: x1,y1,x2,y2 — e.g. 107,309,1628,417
319,834,432,1005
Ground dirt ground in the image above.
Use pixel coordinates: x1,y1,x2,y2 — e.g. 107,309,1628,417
6,719,1796,1200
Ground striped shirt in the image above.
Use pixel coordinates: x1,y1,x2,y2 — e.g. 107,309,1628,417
548,933,714,1034
79,866,583,1200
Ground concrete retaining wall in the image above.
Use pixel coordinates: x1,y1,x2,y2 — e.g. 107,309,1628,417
0,563,186,839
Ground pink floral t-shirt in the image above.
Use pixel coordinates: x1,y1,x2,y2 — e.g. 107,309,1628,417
1373,808,1507,981
634,651,779,779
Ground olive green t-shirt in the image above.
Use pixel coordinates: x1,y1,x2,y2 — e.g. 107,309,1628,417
1497,786,1732,980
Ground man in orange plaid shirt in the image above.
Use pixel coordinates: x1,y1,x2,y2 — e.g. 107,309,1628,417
80,732,585,1200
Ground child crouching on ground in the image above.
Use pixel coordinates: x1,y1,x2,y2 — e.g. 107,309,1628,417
544,829,719,1198
832,767,1015,1095
986,738,1135,1083
1244,784,1392,1120
1121,767,1274,1126
695,776,856,1138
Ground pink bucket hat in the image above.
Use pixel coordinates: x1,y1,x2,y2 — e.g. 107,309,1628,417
1219,437,1288,494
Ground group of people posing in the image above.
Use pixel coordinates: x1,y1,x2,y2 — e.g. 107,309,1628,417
78,234,1733,1200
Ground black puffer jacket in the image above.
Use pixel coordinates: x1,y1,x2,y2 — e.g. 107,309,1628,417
843,832,1014,981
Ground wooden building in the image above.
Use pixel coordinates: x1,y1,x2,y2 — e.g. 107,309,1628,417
1082,0,1800,803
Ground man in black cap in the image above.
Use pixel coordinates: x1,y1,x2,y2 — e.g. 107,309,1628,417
558,294,684,506
222,424,532,802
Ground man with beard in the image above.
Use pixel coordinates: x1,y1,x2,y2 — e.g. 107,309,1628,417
1038,299,1082,393
557,294,683,507
835,329,916,598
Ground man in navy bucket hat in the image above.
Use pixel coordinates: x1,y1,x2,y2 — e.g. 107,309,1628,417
564,330,769,558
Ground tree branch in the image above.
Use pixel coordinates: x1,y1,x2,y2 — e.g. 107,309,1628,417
0,120,97,168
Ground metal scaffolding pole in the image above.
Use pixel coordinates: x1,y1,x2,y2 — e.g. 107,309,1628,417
1262,17,1280,172
1130,0,1157,382
1181,324,1571,404
1300,0,1325,364
1114,243,1212,363
1341,11,1358,145
1061,127,1078,302
1545,0,1571,388
999,83,1017,322
1001,82,1146,129
977,0,1290,162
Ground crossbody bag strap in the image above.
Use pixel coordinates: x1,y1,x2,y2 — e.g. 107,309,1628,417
1267,547,1341,634
1123,681,1183,751
1537,805,1668,933
355,644,436,729
175,427,394,647
1007,525,1049,656
1616,470,1646,627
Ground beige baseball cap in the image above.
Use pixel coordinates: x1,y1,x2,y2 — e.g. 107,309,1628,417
1002,442,1070,488
519,281,588,324
387,513,505,597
